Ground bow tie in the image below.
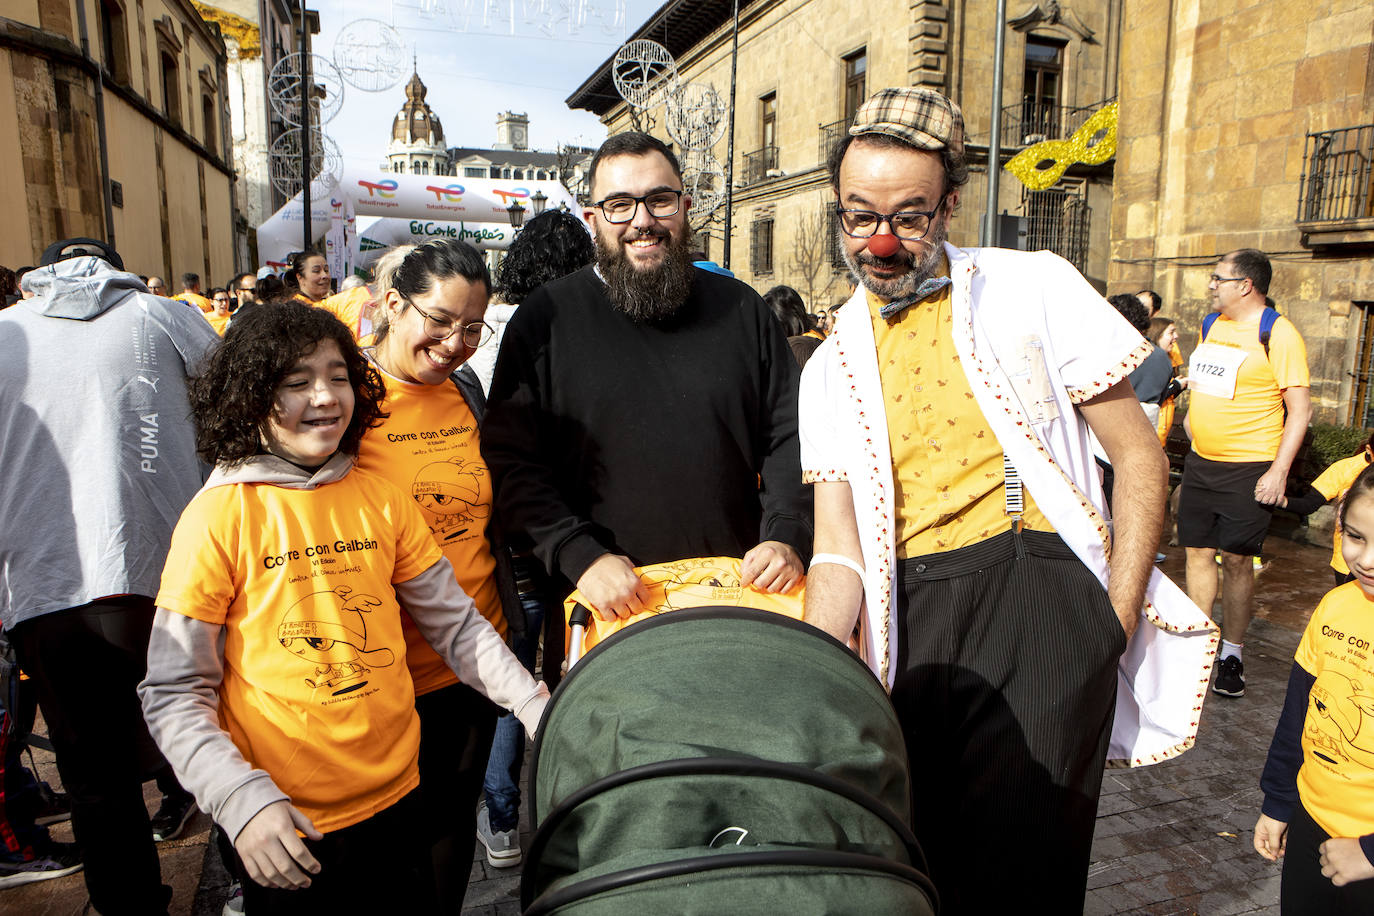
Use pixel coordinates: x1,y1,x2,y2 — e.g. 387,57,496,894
878,276,953,319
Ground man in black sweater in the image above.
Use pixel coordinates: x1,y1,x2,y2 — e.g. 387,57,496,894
482,132,811,621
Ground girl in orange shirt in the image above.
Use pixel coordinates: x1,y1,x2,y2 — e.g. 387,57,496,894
139,302,546,914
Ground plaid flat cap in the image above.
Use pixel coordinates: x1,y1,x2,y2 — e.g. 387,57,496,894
849,88,965,155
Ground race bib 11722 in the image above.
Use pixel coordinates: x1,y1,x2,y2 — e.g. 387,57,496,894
1188,342,1248,400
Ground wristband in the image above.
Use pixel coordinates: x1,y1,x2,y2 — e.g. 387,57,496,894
809,553,865,580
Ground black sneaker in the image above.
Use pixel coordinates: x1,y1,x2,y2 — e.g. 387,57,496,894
1213,655,1245,697
151,792,197,842
33,781,72,827
0,842,83,889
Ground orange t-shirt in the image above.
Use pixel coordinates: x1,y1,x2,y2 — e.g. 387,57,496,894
1189,314,1309,463
563,556,803,655
356,372,506,695
1312,452,1373,575
205,311,230,336
156,468,441,833
318,287,375,341
1294,582,1374,840
175,291,212,312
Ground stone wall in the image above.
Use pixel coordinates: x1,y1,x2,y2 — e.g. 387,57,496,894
1,1,238,281
1109,0,1374,424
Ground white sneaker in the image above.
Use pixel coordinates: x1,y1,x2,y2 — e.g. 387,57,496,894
476,801,521,868
221,881,244,915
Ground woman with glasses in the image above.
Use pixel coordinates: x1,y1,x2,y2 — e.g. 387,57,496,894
355,239,509,912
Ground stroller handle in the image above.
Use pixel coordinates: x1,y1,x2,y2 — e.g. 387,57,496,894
567,603,593,670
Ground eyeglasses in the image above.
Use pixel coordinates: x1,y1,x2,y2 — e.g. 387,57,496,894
836,193,948,241
406,301,494,347
1209,274,1247,287
593,190,683,223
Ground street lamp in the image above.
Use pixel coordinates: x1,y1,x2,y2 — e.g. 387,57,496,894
530,190,548,216
506,200,526,229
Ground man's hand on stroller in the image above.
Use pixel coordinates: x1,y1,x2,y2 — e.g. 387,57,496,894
741,541,804,593
577,554,650,621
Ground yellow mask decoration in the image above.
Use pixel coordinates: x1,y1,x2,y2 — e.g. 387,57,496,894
1004,102,1119,191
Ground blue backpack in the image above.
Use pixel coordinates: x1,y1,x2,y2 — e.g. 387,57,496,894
1201,306,1280,357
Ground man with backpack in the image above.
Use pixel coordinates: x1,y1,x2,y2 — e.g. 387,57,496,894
1180,248,1311,698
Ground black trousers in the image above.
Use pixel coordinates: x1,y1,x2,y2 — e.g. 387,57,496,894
1281,803,1374,914
240,790,435,914
8,597,172,915
415,681,500,914
891,529,1124,915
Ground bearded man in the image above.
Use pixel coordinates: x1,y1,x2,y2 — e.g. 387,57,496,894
481,131,811,625
799,89,1216,912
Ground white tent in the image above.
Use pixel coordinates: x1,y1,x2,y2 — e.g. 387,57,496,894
257,170,585,273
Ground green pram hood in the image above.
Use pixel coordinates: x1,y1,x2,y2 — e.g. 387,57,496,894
523,608,937,915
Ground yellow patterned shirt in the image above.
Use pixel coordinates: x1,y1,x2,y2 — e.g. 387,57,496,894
869,267,1053,559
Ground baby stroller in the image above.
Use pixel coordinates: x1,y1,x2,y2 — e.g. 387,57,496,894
520,599,937,915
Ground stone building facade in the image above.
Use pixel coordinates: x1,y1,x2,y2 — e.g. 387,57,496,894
1110,0,1374,426
1,0,240,283
194,0,302,268
567,0,1122,308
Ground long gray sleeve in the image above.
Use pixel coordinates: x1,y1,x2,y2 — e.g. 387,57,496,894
138,610,289,843
397,557,550,734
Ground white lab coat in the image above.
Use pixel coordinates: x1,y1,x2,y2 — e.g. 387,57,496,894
800,243,1218,767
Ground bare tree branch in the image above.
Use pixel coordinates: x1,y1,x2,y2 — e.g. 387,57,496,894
788,208,837,312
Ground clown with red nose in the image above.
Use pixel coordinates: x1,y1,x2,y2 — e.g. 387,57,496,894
830,106,956,320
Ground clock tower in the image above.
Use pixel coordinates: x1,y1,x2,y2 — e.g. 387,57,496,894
494,111,530,152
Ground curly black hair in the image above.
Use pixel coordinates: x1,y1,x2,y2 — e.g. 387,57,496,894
1107,293,1150,336
494,210,595,305
189,301,387,465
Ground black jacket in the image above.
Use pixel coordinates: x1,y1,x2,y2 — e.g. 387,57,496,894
481,265,813,591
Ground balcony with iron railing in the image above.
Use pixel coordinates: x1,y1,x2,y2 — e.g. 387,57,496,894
818,118,850,164
1000,99,1104,147
1298,123,1374,246
743,145,780,185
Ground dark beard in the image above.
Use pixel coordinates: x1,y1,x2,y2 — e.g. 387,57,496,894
839,218,947,301
596,226,695,323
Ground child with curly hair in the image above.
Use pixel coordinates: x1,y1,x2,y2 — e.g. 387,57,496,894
138,302,547,914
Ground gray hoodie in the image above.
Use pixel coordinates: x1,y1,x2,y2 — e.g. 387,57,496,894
138,453,550,842
0,257,218,628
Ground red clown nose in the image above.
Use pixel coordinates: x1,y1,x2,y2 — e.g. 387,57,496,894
867,234,900,258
